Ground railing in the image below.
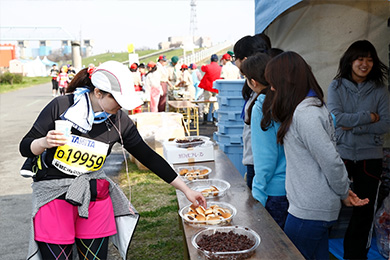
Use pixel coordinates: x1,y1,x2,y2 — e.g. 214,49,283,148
122,47,178,65
179,41,233,66
123,41,233,66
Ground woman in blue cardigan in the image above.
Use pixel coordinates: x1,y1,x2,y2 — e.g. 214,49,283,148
240,52,288,229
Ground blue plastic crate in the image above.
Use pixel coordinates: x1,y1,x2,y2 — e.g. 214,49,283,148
217,96,245,110
217,118,244,126
213,132,243,144
215,110,243,123
216,142,246,177
226,152,246,177
217,124,244,135
213,79,245,97
217,142,244,154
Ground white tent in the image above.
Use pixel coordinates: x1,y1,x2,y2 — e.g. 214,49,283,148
23,57,47,77
41,56,57,75
41,56,56,67
255,0,389,98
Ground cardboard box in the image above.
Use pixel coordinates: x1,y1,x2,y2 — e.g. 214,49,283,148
163,141,215,164
129,112,187,170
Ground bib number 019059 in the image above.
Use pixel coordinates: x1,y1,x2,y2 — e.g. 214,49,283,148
55,148,105,170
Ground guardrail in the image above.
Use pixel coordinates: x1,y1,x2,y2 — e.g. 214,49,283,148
124,41,233,66
179,41,233,66
122,47,178,65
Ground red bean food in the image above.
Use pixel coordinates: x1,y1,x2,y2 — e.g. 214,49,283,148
197,230,256,259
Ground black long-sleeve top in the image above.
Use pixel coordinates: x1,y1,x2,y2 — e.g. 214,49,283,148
19,94,177,183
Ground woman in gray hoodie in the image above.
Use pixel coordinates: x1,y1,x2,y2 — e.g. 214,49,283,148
327,40,390,260
265,51,369,260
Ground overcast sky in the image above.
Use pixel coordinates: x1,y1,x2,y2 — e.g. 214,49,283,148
0,0,255,55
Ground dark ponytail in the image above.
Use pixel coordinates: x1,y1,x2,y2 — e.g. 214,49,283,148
66,68,95,93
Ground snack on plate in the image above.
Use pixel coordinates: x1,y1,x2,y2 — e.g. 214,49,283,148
201,185,219,197
177,166,211,180
186,179,231,199
179,168,189,176
175,136,210,148
197,230,255,253
175,137,204,148
183,204,232,225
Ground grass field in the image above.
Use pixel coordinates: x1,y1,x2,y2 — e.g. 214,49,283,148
80,49,156,67
118,162,185,260
0,76,51,94
80,48,206,68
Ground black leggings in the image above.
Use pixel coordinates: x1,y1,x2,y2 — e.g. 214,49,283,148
343,159,382,259
37,237,108,260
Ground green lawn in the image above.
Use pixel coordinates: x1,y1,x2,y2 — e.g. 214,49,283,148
80,48,207,68
0,76,51,94
118,162,185,260
81,50,157,67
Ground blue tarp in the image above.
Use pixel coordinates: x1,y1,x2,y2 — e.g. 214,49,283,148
329,237,386,260
254,0,302,33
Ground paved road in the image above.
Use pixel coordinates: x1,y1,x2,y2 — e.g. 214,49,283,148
0,83,124,259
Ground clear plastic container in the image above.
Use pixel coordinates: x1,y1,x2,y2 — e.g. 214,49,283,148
176,165,212,181
186,179,230,198
179,201,237,227
192,225,261,259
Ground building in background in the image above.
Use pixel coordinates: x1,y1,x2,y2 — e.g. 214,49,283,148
0,44,16,67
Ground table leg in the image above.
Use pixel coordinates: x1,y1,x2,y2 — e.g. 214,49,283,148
207,102,214,122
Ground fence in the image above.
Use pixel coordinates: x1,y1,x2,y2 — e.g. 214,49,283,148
178,41,233,66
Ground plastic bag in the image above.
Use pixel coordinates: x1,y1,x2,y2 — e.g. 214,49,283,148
375,194,390,259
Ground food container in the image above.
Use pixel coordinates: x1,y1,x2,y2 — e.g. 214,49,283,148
176,166,212,181
175,136,210,148
192,226,261,260
186,179,230,198
179,201,237,227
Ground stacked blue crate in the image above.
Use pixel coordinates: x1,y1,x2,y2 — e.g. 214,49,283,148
213,79,246,177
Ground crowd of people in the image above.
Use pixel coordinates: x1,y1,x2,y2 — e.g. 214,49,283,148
235,34,389,260
126,52,242,122
49,64,76,97
49,52,242,122
24,35,389,260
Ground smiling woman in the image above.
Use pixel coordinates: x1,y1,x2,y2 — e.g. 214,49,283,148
327,40,390,260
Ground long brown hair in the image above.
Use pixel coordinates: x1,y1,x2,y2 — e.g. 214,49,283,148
265,52,324,144
66,68,95,93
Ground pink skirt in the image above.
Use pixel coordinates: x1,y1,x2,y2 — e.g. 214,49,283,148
34,180,116,244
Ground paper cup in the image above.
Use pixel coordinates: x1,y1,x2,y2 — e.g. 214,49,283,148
55,120,72,139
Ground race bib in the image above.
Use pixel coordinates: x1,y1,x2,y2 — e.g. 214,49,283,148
52,135,109,176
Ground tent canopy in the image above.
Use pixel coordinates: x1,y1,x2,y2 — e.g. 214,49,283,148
254,0,389,97
255,0,302,33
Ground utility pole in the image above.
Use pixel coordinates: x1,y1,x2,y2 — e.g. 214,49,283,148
189,0,197,43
